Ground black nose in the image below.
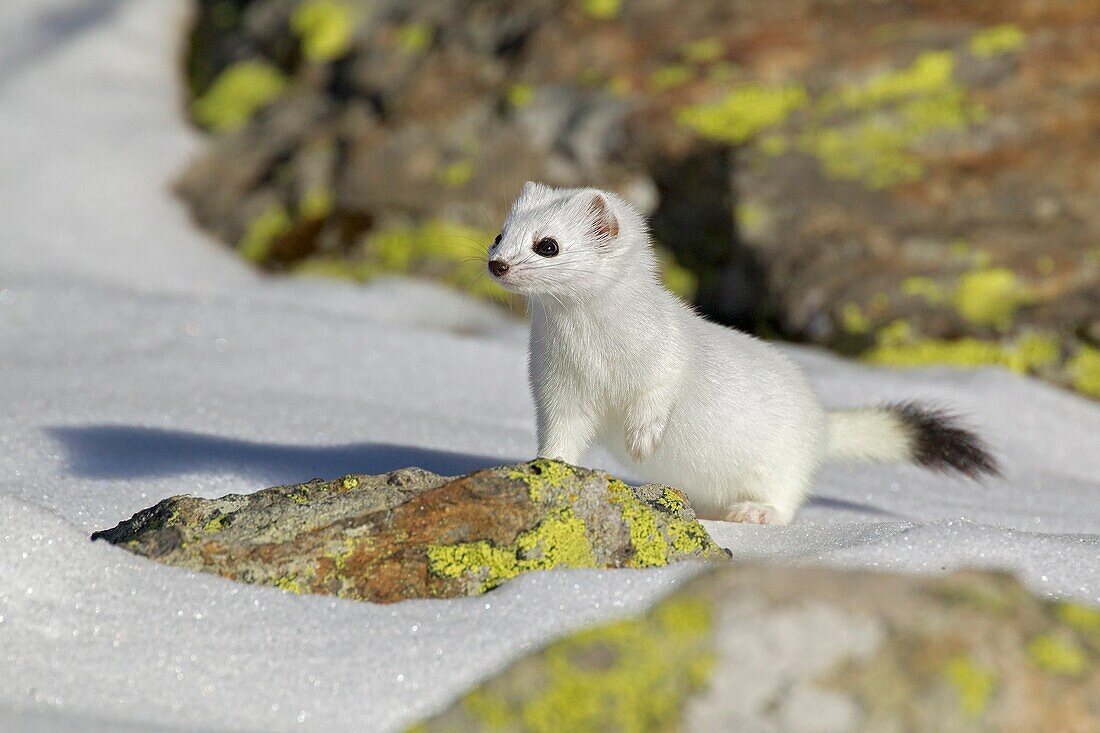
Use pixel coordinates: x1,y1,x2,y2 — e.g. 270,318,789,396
488,259,509,277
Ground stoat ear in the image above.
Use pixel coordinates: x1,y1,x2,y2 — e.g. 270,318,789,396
586,193,619,244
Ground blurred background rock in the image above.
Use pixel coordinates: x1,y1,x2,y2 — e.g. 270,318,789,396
175,0,1100,400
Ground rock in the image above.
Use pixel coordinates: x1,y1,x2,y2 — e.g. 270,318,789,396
175,0,1100,400
91,460,727,603
410,566,1100,732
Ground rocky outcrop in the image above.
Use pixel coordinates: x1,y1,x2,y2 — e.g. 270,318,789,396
412,566,1100,732
91,460,726,603
175,0,1100,400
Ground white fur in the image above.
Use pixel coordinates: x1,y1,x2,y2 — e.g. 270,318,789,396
489,182,914,525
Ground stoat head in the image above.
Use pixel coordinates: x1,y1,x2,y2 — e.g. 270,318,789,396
487,182,653,302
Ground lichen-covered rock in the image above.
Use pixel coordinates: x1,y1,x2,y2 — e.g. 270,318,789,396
411,567,1100,733
176,0,1100,401
91,460,727,603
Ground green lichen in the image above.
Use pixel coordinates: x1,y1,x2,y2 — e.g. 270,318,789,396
943,654,998,716
608,479,668,568
1067,346,1100,399
970,24,1026,58
1027,633,1088,676
676,83,808,144
422,592,713,733
426,507,596,592
239,204,292,262
580,0,621,20
953,268,1028,329
648,65,693,92
192,61,287,132
291,0,354,62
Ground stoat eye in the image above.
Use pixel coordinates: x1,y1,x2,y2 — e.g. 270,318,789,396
533,237,559,257
492,234,501,248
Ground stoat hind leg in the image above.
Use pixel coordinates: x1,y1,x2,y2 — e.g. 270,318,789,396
724,502,787,525
720,466,811,526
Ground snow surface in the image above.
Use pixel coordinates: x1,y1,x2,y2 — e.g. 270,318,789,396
1,1,1098,731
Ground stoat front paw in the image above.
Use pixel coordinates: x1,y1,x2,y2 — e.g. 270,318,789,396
626,421,664,462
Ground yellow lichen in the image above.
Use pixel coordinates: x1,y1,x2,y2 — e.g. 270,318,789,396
648,65,693,92
605,75,632,97
902,276,946,304
395,23,432,54
608,479,669,568
360,220,498,297
681,37,724,64
970,24,1026,58
864,331,1060,374
508,459,577,502
273,575,303,594
1057,602,1100,632
239,204,292,262
485,594,714,733
291,0,354,62
655,247,698,301
1027,633,1088,676
831,50,957,111
192,61,287,132
507,83,535,108
202,514,230,534
425,507,596,592
580,0,621,20
676,83,808,144
841,302,870,335
1067,346,1100,399
953,267,1028,329
735,201,769,236
943,654,998,716
435,160,474,189
299,186,333,220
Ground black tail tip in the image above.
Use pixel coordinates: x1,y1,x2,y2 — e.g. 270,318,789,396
888,402,1001,480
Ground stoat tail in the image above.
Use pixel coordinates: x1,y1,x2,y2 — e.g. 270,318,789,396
825,402,999,479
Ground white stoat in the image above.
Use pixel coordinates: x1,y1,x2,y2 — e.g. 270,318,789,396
487,182,998,525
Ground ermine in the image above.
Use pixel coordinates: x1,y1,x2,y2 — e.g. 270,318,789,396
487,182,999,525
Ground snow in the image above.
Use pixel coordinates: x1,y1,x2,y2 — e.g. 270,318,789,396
1,1,1098,731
